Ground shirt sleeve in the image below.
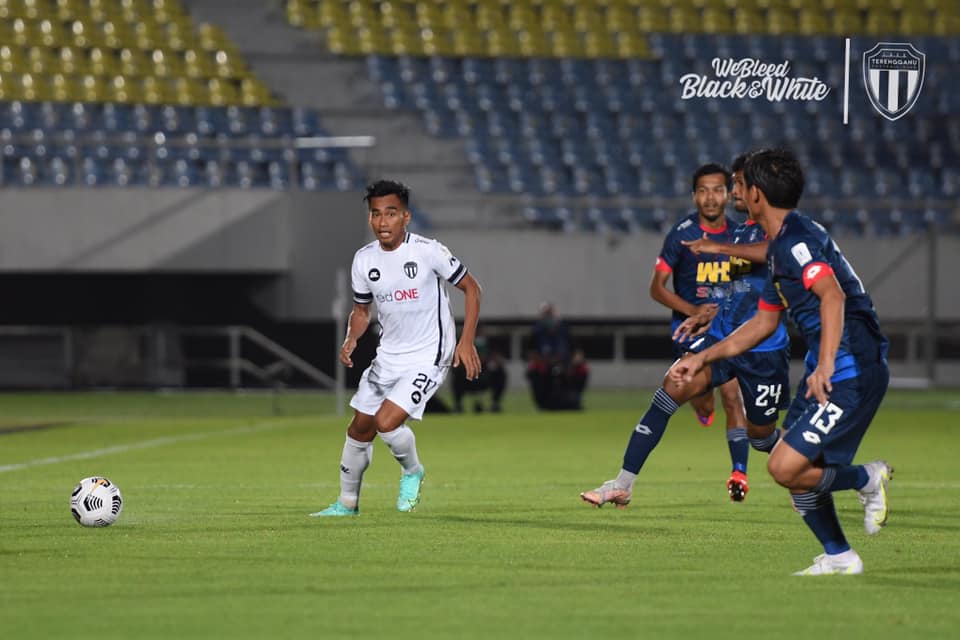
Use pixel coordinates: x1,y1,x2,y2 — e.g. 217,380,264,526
428,240,468,285
351,255,373,305
656,228,681,272
759,277,786,311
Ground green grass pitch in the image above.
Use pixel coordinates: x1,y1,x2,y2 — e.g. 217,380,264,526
1,389,959,639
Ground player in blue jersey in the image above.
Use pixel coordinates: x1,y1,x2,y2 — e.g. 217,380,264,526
676,152,792,501
649,163,751,493
671,149,892,575
580,156,789,509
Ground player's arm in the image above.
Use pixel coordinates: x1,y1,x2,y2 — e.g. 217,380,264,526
683,234,769,263
340,302,371,368
669,308,781,385
649,267,701,318
804,271,845,405
454,273,483,380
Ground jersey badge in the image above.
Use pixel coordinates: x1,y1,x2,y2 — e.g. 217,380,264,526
403,261,418,278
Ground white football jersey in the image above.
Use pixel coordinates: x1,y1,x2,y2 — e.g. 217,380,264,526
351,232,468,367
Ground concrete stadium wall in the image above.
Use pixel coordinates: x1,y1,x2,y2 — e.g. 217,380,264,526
0,188,954,323
439,229,959,322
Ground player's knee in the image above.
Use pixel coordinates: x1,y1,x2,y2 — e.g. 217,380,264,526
766,455,800,488
747,423,774,440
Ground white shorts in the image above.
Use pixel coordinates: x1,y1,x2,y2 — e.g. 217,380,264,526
350,359,449,421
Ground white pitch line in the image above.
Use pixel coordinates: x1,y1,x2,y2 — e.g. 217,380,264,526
0,421,290,474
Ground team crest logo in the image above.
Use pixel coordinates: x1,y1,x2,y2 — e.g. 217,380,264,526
863,42,925,121
403,261,418,279
368,268,380,281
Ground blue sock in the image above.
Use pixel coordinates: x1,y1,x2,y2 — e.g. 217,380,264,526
749,428,780,453
791,491,851,555
622,388,679,474
726,426,749,473
814,465,870,493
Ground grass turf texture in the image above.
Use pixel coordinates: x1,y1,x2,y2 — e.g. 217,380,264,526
1,389,959,639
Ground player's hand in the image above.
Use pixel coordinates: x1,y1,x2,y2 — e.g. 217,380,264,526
454,340,482,381
339,336,358,368
672,304,717,342
804,365,834,405
682,233,722,256
669,353,706,385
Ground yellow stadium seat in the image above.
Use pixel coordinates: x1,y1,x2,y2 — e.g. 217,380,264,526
56,46,87,75
150,48,185,77
142,75,172,104
898,9,934,35
830,8,862,34
38,19,67,47
206,77,239,106
213,49,246,78
932,12,960,34
865,9,898,35
542,3,572,30
78,73,105,101
21,71,52,101
70,19,106,48
421,28,455,56
50,72,81,102
668,6,699,32
102,20,134,49
767,7,798,34
476,3,506,30
441,1,471,30
508,3,537,30
88,47,118,76
119,47,148,76
317,0,349,28
11,17,36,46
26,46,54,74
702,7,734,33
0,71,22,101
0,45,25,74
616,32,652,58
107,74,139,103
240,77,275,106
348,0,379,30
518,28,550,57
485,28,521,57
821,0,859,10
326,25,366,55
415,1,443,29
573,4,605,33
389,26,425,55
183,48,215,78
636,5,669,31
549,29,584,57
605,2,637,32
134,22,160,50
583,31,617,58
798,11,830,34
172,76,206,105
732,8,766,33
451,29,484,56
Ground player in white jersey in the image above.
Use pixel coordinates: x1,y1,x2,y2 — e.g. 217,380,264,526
311,180,483,516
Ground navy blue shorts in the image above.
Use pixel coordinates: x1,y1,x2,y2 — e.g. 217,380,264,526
681,334,791,426
781,361,889,465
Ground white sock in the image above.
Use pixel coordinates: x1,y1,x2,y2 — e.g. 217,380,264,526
338,436,373,509
379,425,422,475
615,469,638,492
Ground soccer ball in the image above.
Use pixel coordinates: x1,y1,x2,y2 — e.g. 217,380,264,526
70,477,123,527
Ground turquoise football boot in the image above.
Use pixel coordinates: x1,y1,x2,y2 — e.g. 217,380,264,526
309,500,358,517
397,468,425,512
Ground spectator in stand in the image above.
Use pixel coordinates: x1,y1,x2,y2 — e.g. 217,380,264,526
526,303,589,410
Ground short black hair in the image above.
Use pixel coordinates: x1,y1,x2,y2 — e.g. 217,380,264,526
742,148,804,209
730,152,751,174
691,163,732,192
363,179,410,207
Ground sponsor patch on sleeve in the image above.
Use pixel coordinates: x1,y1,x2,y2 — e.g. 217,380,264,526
654,256,672,273
790,242,813,266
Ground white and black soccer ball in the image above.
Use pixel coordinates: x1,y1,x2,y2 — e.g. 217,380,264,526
70,476,123,527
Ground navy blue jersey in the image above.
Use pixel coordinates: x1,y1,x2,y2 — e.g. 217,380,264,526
709,220,789,352
656,212,737,336
760,211,887,382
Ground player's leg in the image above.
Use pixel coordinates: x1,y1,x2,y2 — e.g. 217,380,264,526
580,360,713,508
717,377,750,501
689,388,716,427
770,365,890,574
380,364,449,511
